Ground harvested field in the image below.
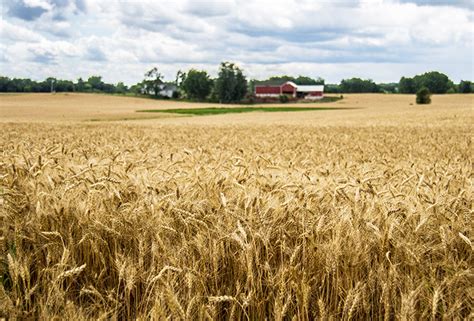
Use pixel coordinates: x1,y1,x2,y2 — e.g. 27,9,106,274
0,93,343,122
0,94,472,319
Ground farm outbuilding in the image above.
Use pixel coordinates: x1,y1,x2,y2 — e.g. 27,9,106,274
255,81,324,100
141,83,177,98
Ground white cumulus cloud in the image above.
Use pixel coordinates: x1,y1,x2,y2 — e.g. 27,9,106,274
1,0,472,84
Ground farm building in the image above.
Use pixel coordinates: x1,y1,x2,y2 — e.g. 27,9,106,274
255,81,324,100
142,83,177,98
157,83,177,98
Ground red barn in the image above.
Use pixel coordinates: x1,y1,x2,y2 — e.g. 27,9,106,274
255,81,324,100
281,82,297,96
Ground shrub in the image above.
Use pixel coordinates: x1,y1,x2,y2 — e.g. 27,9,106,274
416,87,431,104
240,93,256,104
279,94,289,103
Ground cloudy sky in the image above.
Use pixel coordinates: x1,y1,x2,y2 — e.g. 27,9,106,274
1,0,473,84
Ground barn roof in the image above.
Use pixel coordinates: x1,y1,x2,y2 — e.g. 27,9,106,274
296,85,324,92
255,81,299,88
254,81,323,92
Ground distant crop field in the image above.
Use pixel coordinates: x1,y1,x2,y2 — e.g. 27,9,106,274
0,93,345,122
0,94,472,319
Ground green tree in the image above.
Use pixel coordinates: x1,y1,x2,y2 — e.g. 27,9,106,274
268,75,296,83
399,77,415,94
115,82,128,94
36,80,51,92
55,80,74,92
102,83,116,93
214,62,247,103
416,87,431,104
378,83,398,93
248,79,257,95
413,71,452,94
0,77,61,92
324,84,341,93
459,80,472,93
295,76,325,85
181,69,213,100
87,76,104,91
144,67,164,97
76,78,85,92
340,78,379,93
20,78,34,92
45,77,57,92
175,70,186,87
130,83,143,96
261,75,324,86
0,76,9,91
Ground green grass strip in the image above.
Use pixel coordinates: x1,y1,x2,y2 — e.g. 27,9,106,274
137,107,352,116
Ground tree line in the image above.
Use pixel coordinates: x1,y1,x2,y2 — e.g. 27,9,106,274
1,63,472,104
0,75,129,94
399,71,473,94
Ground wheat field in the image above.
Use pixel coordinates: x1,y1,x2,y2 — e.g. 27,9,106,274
0,94,472,320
